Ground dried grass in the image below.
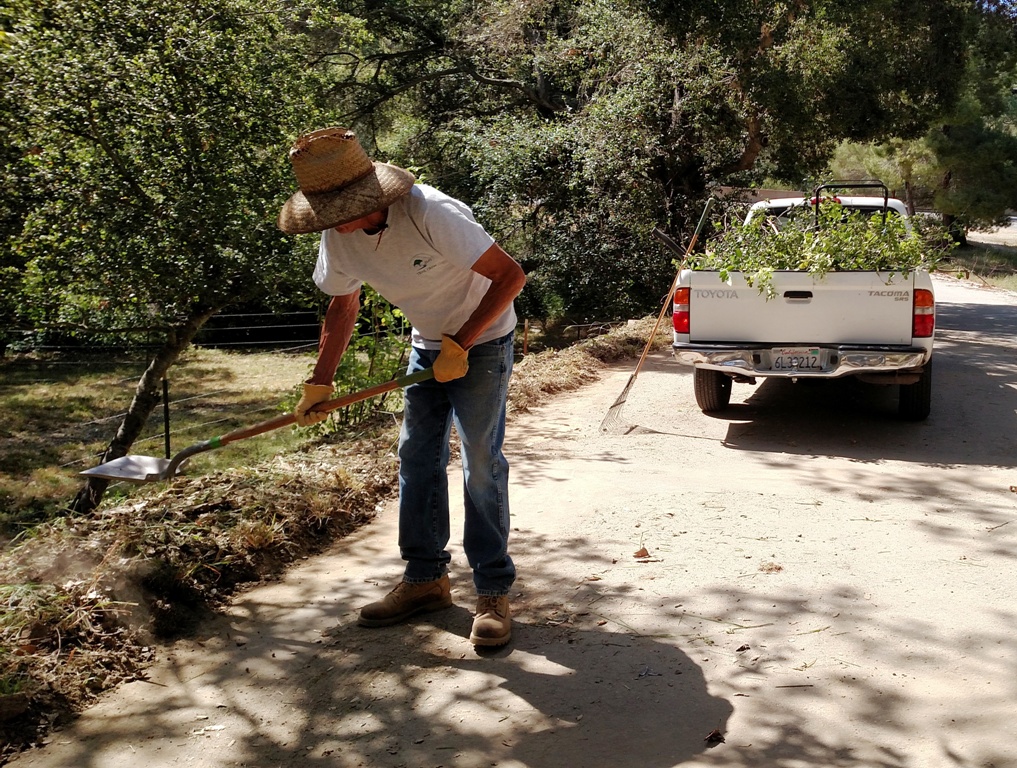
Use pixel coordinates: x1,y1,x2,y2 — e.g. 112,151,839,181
0,427,396,757
508,317,667,413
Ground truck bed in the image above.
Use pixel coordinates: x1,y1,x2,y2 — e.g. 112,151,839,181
686,270,918,346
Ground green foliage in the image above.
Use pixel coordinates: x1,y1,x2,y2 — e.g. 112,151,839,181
0,669,29,697
2,0,346,510
393,2,743,321
2,0,330,337
320,0,977,322
830,140,939,209
325,289,411,430
928,115,1017,230
698,204,952,298
279,288,412,433
646,0,971,180
3,0,1002,337
830,8,1017,233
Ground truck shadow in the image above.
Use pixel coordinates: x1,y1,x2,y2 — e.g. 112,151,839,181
711,299,1017,469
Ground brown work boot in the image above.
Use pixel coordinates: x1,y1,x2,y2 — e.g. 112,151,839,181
357,575,452,627
470,594,512,647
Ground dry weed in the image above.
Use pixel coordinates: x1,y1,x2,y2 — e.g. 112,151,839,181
508,317,667,413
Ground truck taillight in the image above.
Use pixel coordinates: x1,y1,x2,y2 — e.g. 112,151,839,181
913,289,935,338
673,287,690,334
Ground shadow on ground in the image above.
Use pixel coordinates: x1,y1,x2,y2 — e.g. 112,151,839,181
27,548,733,768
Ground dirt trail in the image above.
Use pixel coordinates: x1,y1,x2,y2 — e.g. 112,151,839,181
11,274,1017,768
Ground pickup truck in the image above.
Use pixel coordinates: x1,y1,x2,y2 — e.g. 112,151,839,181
670,183,936,420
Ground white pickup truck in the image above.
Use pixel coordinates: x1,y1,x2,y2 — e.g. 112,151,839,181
669,183,936,420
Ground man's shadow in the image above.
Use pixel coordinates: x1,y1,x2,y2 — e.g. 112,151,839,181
305,602,733,768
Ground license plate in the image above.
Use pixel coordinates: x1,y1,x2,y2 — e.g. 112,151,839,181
771,347,823,371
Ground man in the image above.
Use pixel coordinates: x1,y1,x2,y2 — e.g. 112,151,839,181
277,127,525,647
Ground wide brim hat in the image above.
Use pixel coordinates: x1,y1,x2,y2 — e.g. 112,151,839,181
278,127,415,235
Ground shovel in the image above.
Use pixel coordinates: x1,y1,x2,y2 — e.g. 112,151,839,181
79,367,435,484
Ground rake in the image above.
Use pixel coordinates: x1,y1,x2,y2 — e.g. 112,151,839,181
599,198,714,433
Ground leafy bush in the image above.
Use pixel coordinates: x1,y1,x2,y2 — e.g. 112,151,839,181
695,203,954,297
285,288,412,434
327,290,411,429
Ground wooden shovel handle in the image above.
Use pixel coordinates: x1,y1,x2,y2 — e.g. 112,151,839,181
214,368,435,447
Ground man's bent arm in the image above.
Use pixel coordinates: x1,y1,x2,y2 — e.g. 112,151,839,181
309,291,360,385
451,243,526,349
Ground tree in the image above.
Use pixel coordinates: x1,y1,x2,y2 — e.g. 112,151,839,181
2,0,331,511
305,0,972,322
929,110,1017,239
0,10,37,354
830,4,1017,237
928,5,1017,237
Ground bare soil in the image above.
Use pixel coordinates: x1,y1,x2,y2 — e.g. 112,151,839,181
9,273,1017,768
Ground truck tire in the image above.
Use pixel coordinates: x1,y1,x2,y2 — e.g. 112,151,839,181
898,360,932,421
694,369,732,412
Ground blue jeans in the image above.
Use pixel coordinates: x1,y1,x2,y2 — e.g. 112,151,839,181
398,332,515,596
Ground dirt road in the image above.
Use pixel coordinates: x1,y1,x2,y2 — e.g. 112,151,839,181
11,274,1017,768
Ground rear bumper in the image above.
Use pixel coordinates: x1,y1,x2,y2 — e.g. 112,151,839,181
672,343,932,379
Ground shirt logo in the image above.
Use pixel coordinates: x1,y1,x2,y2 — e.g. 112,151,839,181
412,256,436,275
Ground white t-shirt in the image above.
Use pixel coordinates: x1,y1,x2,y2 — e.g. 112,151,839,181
313,184,517,349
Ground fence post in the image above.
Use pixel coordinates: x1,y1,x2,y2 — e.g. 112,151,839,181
162,377,171,459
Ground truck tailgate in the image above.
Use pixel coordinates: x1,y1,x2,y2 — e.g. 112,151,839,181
687,271,917,345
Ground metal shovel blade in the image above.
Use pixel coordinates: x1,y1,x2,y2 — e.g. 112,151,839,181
79,455,174,484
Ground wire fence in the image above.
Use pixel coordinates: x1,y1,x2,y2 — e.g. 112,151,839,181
192,310,322,350
7,370,304,476
1,311,335,477
2,312,620,480
1,310,324,355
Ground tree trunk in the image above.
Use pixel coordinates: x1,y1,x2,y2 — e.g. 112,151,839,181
938,168,966,245
71,308,218,514
942,213,967,245
904,180,916,217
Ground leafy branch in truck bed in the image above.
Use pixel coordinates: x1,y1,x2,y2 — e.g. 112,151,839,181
693,206,954,298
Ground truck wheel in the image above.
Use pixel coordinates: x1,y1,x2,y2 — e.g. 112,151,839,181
898,360,932,421
694,369,732,412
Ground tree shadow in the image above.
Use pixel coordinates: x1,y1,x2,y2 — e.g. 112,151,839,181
29,495,1017,768
34,524,1017,768
682,583,1017,768
21,532,731,768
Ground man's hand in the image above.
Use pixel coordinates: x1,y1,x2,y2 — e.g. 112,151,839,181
434,335,469,382
294,382,333,426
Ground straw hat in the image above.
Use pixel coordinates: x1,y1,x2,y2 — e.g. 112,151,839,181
278,127,415,234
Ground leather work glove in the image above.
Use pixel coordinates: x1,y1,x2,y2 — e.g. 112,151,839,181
294,382,333,426
433,335,469,382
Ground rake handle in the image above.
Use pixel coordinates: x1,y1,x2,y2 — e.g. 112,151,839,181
162,369,435,479
215,367,435,447
635,197,715,371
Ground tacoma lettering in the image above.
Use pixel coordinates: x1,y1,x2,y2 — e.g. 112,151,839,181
868,290,911,298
